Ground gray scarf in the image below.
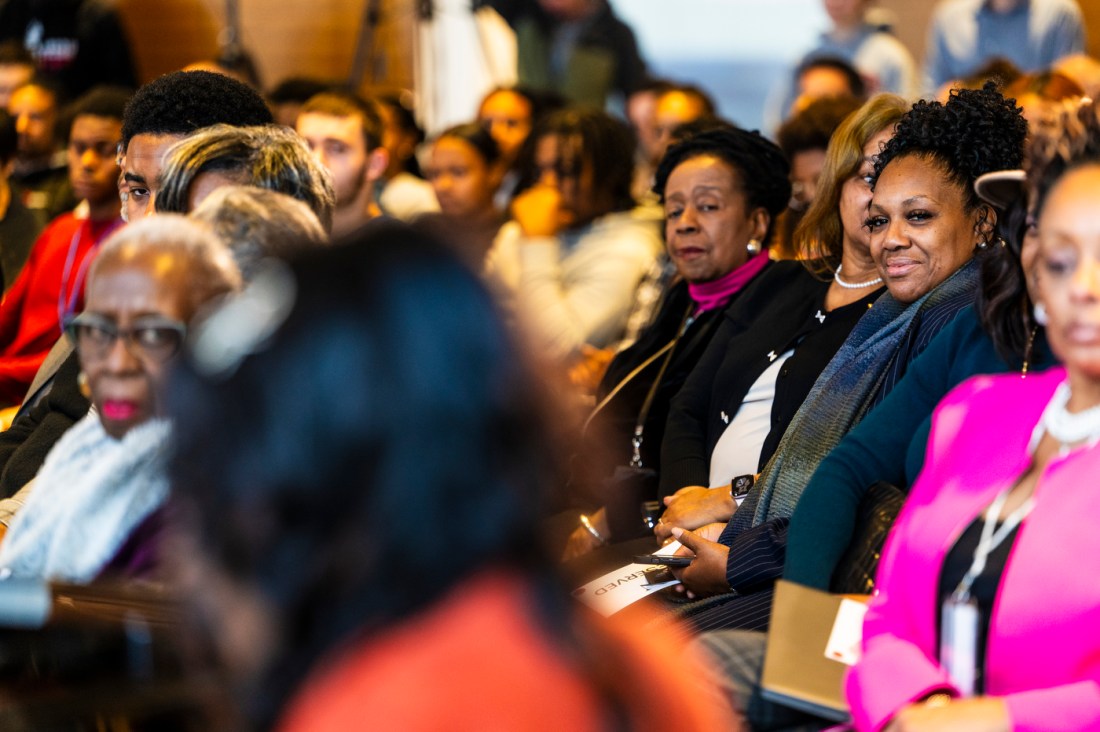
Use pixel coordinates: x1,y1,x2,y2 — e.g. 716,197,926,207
725,258,980,539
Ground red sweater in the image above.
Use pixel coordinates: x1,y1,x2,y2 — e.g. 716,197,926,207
0,212,121,405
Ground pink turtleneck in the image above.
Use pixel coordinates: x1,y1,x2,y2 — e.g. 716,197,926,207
687,250,770,313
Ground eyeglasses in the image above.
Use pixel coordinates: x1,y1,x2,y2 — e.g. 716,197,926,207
64,313,188,363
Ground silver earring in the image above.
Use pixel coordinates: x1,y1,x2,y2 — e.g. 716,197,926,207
746,239,761,256
1034,302,1048,326
976,239,989,250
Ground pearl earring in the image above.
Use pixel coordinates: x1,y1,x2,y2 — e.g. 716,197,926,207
1034,303,1048,326
746,239,761,256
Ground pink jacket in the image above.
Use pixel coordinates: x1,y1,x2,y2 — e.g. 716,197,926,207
846,366,1100,732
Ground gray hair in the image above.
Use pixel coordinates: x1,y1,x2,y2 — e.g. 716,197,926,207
155,123,336,233
91,214,242,314
190,185,328,281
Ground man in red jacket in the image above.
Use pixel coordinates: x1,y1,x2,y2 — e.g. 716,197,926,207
0,86,128,406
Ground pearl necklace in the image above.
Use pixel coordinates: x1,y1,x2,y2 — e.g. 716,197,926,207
1035,381,1100,453
834,263,883,289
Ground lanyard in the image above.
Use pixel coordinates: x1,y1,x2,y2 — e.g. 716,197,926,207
56,218,121,327
951,487,1034,602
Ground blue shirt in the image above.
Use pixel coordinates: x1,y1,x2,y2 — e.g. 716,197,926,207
924,0,1085,91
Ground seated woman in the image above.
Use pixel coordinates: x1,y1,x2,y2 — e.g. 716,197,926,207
419,123,505,269
846,96,1100,732
0,216,241,582
166,223,736,730
563,124,794,556
666,84,1028,632
782,168,1056,595
656,94,906,538
491,108,664,361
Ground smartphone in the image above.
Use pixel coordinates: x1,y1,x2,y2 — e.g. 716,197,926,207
634,553,693,567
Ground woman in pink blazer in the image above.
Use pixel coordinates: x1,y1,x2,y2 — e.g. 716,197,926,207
847,100,1100,732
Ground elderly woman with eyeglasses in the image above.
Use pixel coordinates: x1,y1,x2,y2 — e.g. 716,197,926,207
0,215,240,582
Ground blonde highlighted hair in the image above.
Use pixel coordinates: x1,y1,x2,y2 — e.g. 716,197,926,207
792,93,909,275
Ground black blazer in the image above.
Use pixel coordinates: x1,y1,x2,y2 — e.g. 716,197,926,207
660,261,879,497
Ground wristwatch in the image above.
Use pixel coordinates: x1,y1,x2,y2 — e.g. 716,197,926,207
731,474,755,500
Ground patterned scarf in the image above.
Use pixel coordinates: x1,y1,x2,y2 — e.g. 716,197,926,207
724,258,980,539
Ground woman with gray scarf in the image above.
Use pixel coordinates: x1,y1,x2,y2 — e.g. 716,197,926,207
664,84,1029,633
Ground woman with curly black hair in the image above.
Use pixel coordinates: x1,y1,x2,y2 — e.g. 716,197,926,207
664,84,1028,632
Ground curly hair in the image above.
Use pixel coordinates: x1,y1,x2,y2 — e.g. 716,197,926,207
120,70,273,151
873,83,1028,213
653,126,791,245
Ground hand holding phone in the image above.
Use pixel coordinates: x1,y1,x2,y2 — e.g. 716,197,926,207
634,553,694,567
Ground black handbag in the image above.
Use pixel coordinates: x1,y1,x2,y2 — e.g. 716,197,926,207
829,480,906,595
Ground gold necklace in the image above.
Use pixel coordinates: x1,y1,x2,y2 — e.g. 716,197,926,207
1021,326,1038,379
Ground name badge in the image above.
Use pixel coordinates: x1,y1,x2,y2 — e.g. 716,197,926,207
941,595,979,697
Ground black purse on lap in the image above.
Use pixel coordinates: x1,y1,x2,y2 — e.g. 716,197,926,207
829,481,906,595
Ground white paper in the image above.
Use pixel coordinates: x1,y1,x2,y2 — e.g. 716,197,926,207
823,598,868,666
572,562,680,617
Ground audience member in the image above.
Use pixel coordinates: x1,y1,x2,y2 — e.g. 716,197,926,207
785,170,1054,594
1054,52,1100,98
698,167,1057,732
267,76,332,128
655,95,905,560
788,56,867,119
562,124,796,557
295,90,388,237
625,78,674,201
494,108,662,360
773,94,864,258
768,0,916,133
189,186,328,281
809,0,916,97
1003,69,1085,132
118,70,274,222
663,85,1026,633
0,108,43,291
924,0,1085,93
374,92,438,221
7,75,74,220
0,86,128,408
846,96,1100,732
0,216,240,581
485,0,648,108
652,85,717,167
0,41,34,109
420,123,505,269
167,221,736,731
153,123,336,233
0,69,272,501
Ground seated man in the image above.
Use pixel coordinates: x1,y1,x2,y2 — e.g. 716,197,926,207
295,90,388,238
0,86,129,407
0,108,43,291
7,75,75,220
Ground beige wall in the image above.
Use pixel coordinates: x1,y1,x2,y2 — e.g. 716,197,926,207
117,0,417,93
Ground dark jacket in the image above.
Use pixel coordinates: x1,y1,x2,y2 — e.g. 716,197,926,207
486,0,647,107
659,261,856,496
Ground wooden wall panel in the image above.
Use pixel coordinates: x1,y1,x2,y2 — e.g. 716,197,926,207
117,0,417,93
